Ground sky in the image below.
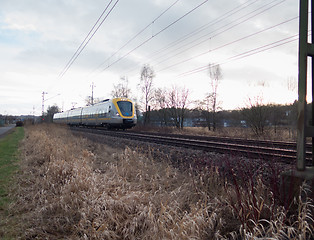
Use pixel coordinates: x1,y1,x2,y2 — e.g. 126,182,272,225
0,0,300,116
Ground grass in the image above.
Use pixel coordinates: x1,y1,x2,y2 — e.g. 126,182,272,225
0,127,24,208
5,124,314,239
0,126,24,239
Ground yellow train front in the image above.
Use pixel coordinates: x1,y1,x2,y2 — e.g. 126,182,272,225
53,98,137,129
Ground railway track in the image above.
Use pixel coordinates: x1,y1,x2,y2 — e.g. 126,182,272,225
71,127,313,165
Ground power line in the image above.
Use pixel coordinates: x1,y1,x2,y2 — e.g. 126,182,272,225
122,0,260,76
178,34,298,77
101,0,209,72
146,0,260,63
122,0,287,77
157,16,298,73
59,0,120,78
59,0,115,78
93,0,181,72
153,0,286,68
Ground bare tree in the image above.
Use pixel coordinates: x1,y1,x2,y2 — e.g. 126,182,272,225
287,76,297,92
111,76,131,98
200,93,213,131
166,85,189,129
242,95,269,136
140,64,155,125
153,88,168,126
206,63,223,131
178,87,189,129
85,96,101,106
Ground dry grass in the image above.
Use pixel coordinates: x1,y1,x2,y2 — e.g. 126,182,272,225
7,124,313,239
134,125,297,141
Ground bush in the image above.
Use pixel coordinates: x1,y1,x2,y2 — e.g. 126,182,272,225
15,121,23,127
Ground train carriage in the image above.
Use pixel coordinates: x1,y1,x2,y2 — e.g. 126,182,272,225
68,108,83,126
53,98,137,129
53,111,68,124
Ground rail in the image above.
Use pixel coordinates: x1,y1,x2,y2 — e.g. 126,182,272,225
71,127,312,165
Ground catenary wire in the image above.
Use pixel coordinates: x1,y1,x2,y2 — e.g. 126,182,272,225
59,0,120,78
122,0,260,76
177,34,298,77
92,0,181,72
153,0,286,68
122,0,287,77
101,0,209,72
157,16,298,73
57,0,294,107
59,0,115,78
146,0,262,63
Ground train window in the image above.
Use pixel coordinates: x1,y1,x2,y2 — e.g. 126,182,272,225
117,101,132,116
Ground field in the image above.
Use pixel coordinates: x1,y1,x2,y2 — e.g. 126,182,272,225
1,124,313,239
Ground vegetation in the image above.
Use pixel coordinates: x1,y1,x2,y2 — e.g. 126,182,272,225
44,105,61,123
0,127,24,238
205,63,223,131
140,64,155,125
3,124,313,239
111,76,131,99
142,102,297,140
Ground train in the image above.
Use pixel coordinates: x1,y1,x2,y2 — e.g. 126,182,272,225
53,98,137,129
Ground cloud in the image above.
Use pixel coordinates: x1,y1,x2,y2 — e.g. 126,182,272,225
0,0,299,115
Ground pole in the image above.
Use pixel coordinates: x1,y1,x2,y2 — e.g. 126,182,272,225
42,91,48,119
33,105,35,124
312,0,314,166
90,82,95,105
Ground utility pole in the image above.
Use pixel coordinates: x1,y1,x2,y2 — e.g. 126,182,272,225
42,91,48,120
90,82,96,105
71,102,77,109
33,105,35,124
281,0,314,200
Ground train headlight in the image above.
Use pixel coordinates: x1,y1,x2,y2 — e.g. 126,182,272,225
116,112,120,116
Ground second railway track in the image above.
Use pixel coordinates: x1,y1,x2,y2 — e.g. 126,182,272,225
71,127,312,165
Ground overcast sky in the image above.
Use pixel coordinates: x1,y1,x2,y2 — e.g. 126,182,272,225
0,0,299,116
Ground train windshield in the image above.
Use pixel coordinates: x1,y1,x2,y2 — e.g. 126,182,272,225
117,101,132,116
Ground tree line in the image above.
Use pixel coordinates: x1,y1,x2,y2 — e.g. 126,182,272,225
109,63,223,130
43,63,299,137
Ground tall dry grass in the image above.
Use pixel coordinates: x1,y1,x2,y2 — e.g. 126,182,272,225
8,124,313,239
134,125,297,141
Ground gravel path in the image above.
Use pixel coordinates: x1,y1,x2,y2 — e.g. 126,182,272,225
0,124,16,139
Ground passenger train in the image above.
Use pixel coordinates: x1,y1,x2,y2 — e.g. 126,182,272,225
53,98,137,129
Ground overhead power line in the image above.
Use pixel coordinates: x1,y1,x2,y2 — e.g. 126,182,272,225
93,0,181,72
59,0,120,78
153,0,286,68
158,16,298,73
59,0,115,78
122,0,260,76
178,34,298,77
101,0,209,72
146,0,260,63
122,0,287,77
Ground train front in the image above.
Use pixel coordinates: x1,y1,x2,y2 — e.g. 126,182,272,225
112,98,137,129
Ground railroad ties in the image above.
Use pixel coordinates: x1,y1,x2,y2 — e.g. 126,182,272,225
71,127,311,165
